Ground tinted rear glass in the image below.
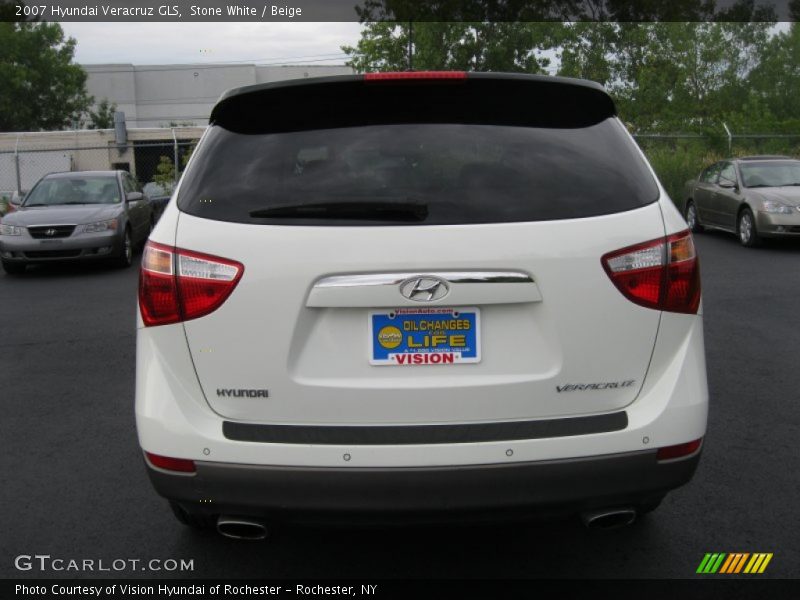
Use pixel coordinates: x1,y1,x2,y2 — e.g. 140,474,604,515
178,119,658,225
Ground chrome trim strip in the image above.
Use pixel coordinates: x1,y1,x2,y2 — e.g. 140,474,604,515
314,271,534,289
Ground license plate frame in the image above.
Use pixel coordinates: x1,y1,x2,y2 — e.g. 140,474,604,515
369,307,481,366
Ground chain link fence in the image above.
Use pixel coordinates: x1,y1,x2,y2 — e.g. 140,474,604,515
3,129,800,216
0,134,201,213
633,132,800,211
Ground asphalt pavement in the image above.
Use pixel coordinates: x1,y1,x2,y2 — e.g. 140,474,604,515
1,231,798,580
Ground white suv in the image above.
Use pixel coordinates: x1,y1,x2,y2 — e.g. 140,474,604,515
136,72,707,539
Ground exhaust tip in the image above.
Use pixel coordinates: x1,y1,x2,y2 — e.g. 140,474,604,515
581,508,637,530
217,516,268,540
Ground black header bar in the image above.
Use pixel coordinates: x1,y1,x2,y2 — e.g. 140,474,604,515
0,0,794,22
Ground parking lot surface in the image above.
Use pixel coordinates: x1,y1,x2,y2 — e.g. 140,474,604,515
1,232,798,579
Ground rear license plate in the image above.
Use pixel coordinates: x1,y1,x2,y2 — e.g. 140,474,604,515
369,307,481,366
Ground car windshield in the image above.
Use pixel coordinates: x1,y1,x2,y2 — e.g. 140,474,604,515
23,176,121,206
739,161,800,188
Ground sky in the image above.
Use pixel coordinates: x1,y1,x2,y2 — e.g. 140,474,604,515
60,22,364,65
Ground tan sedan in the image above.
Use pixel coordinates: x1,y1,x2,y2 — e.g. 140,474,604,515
684,155,800,247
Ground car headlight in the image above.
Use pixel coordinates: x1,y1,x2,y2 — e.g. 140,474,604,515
0,224,23,236
83,219,118,233
762,201,795,214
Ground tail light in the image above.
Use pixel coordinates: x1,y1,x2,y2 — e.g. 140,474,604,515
144,452,196,473
602,230,701,314
657,438,703,461
139,241,244,327
364,71,467,81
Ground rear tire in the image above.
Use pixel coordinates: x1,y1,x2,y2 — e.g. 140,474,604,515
737,207,761,248
1,260,26,275
169,501,216,530
685,201,703,233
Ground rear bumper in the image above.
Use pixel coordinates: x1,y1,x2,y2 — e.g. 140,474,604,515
147,448,701,518
137,293,708,520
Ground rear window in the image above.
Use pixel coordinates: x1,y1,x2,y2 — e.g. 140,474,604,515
178,119,658,226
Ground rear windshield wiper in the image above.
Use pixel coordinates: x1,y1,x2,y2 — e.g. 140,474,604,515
249,201,428,222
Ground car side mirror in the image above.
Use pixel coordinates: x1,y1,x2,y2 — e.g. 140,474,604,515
718,179,737,190
10,193,23,206
126,191,143,202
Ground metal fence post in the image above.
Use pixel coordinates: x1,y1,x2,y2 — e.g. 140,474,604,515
722,123,732,155
172,128,179,186
14,135,22,193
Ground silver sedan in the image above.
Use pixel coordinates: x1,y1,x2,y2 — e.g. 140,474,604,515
684,155,800,247
0,170,154,274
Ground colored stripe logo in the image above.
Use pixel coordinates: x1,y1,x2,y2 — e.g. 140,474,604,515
697,553,773,574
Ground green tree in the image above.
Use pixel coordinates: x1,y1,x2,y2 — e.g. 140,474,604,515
556,22,774,132
0,21,91,131
343,22,563,73
345,1,777,132
746,23,800,129
85,98,117,129
153,143,197,192
153,156,177,193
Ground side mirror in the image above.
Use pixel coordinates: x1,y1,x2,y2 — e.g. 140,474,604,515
10,192,24,206
718,179,737,190
126,191,143,202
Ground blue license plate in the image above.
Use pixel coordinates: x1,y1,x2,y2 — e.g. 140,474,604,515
369,307,481,366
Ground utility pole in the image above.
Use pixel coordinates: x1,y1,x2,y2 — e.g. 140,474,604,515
407,21,413,71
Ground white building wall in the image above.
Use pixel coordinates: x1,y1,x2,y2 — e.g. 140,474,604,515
83,63,353,128
254,64,354,84
83,64,138,123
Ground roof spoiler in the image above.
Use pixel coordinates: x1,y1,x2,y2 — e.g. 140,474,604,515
210,72,617,134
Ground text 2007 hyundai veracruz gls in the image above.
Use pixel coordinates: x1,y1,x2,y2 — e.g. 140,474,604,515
136,72,707,539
